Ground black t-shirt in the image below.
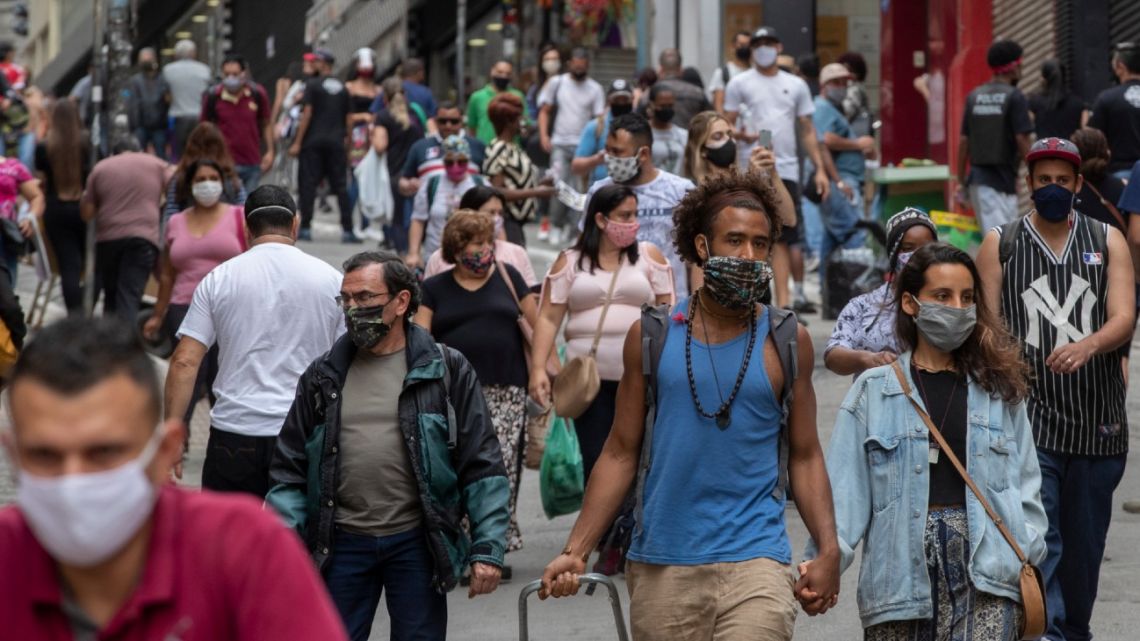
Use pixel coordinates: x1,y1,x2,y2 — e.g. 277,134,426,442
912,364,968,506
1028,93,1086,140
1076,175,1127,232
301,75,350,149
421,264,530,387
33,143,91,203
1089,79,1140,172
961,84,1033,194
374,109,425,179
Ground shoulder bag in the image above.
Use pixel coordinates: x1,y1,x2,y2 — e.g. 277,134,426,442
497,262,561,379
891,362,1046,640
551,260,621,419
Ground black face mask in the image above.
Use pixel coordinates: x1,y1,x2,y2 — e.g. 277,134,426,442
571,70,588,81
704,140,737,168
610,103,633,117
491,76,510,91
653,107,675,124
735,46,752,62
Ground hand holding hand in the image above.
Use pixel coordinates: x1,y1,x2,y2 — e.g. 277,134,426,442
793,555,840,616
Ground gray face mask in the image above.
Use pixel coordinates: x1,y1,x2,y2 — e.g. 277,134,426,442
912,299,976,352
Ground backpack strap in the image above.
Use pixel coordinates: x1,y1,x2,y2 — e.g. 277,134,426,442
426,175,441,212
632,303,670,537
768,306,799,502
436,343,458,451
1087,217,1109,266
721,64,730,90
997,217,1023,265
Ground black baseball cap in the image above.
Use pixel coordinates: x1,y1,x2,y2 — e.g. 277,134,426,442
312,48,335,65
751,26,780,44
607,78,633,99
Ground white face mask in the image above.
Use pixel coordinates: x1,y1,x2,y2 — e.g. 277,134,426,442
604,150,642,183
192,180,223,207
753,46,779,68
542,59,561,76
15,428,164,568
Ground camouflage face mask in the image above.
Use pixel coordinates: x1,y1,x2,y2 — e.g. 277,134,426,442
344,303,391,350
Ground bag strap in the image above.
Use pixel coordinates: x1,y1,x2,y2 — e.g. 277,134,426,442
889,361,1028,565
997,217,1023,265
496,261,523,311
437,343,458,451
633,303,671,537
426,175,441,211
588,262,622,357
1083,182,1128,232
769,306,799,502
234,206,248,252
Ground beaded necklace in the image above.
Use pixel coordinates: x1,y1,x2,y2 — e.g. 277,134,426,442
684,291,758,429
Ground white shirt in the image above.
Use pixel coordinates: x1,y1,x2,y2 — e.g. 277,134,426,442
163,59,213,118
178,242,344,437
585,170,696,297
538,74,606,147
724,68,815,181
706,61,746,101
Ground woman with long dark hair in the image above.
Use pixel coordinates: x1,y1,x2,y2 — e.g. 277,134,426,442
1029,60,1088,139
802,243,1047,639
529,184,673,573
164,121,246,220
34,100,90,314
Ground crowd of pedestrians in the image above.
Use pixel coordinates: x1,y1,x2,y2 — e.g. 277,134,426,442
0,25,1137,641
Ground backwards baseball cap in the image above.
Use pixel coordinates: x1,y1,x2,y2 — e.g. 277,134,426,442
1026,137,1081,169
885,207,939,259
987,39,1023,73
607,78,633,99
751,26,780,44
819,63,852,86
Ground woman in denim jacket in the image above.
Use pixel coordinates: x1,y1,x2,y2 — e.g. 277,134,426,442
801,243,1048,639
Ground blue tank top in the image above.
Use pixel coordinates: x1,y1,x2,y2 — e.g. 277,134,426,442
628,301,791,566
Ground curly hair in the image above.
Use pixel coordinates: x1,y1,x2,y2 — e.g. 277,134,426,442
894,243,1030,403
672,170,782,266
440,209,495,264
488,93,524,137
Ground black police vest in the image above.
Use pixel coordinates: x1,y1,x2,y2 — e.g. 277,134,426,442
966,82,1017,167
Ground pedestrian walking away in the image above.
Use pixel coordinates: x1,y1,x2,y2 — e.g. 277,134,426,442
164,39,212,159
824,208,938,377
1088,42,1140,179
957,39,1033,232
371,76,426,250
416,210,536,558
528,184,674,573
541,171,840,641
807,243,1047,640
0,317,349,640
976,137,1135,641
33,100,90,315
80,139,170,322
163,185,343,497
267,251,510,641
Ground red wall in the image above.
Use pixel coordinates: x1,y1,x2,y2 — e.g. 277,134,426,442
879,0,928,165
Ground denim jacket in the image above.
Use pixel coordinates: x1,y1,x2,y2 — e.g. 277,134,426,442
806,352,1048,628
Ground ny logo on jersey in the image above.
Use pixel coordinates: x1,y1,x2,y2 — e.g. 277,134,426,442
1021,273,1095,351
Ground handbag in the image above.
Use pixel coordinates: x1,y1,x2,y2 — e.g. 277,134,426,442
0,218,27,258
353,147,394,224
551,261,621,419
497,262,561,379
891,362,1047,640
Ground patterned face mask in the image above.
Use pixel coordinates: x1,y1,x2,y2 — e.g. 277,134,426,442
700,238,773,310
458,247,495,276
345,303,392,350
604,149,643,183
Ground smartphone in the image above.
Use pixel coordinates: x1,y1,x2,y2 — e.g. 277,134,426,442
526,396,551,417
758,129,772,149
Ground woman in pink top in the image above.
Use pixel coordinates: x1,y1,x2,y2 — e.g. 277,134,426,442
0,155,45,281
529,185,673,572
423,186,538,286
144,159,246,423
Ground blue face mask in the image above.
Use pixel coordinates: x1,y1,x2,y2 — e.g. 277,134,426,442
1031,183,1074,222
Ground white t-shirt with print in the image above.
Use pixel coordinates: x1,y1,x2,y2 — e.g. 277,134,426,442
723,68,814,181
585,170,696,297
538,74,607,147
178,243,344,437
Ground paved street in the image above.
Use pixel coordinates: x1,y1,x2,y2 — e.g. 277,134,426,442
0,205,1137,640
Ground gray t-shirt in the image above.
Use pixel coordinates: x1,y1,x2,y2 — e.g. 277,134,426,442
651,125,688,177
336,348,423,536
163,59,212,118
538,74,606,147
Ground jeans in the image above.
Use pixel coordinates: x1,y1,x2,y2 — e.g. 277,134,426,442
819,176,866,281
0,130,36,170
548,144,579,231
94,237,158,323
134,127,168,160
800,196,823,259
201,426,277,498
235,164,262,194
298,143,353,232
1037,450,1126,641
324,527,447,641
42,200,87,315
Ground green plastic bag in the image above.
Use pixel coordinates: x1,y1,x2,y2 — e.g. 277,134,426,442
539,415,584,519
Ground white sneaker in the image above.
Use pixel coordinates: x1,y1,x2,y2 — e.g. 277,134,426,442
549,227,563,246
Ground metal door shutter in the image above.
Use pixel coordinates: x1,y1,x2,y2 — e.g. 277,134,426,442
1110,0,1140,45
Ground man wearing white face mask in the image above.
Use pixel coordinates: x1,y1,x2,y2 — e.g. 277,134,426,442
201,54,273,193
0,317,350,640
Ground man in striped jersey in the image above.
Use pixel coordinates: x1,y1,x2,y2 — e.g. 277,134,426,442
977,137,1135,641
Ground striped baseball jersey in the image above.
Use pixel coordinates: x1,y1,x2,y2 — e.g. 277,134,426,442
998,214,1128,456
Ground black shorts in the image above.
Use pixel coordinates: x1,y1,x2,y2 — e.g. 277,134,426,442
778,179,803,246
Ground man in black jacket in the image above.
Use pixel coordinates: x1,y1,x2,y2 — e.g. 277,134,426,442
267,251,509,641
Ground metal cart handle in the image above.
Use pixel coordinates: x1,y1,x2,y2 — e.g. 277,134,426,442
518,573,630,641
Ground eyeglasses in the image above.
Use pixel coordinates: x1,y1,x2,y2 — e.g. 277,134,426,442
437,117,461,125
335,291,391,308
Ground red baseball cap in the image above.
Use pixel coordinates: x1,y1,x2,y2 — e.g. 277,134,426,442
1025,137,1081,169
